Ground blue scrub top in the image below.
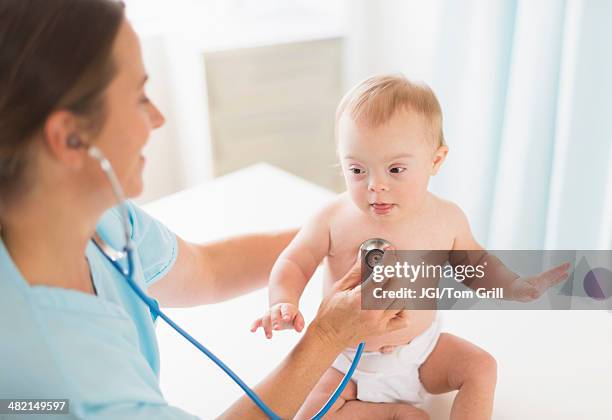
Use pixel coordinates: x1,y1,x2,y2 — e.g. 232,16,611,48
0,202,199,419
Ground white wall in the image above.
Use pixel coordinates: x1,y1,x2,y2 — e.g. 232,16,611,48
126,0,347,203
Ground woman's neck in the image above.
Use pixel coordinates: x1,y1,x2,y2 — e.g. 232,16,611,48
0,191,102,294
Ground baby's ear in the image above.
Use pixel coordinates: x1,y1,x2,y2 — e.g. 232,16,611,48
431,145,448,175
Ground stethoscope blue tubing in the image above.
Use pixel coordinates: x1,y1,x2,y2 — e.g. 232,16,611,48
93,239,364,420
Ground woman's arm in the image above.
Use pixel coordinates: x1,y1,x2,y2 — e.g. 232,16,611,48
220,322,344,419
221,259,409,419
148,229,298,307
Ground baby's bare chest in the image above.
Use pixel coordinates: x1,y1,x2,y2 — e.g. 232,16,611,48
323,209,455,284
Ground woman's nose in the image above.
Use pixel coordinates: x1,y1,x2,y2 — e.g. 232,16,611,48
149,101,165,129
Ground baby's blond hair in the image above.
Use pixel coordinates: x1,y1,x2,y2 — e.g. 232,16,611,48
335,74,445,148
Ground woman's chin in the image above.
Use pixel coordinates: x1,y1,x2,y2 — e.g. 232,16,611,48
124,178,144,199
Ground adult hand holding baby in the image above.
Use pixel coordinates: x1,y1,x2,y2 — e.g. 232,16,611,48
251,252,409,347
308,256,410,349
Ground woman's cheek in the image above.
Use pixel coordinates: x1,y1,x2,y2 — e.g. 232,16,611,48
135,119,152,149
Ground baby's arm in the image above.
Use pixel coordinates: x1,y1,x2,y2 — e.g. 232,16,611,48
448,203,569,300
251,204,332,338
448,203,521,291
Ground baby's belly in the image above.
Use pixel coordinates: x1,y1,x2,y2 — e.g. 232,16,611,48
356,309,436,352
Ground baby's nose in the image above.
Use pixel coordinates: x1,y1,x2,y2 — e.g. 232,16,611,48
368,181,389,192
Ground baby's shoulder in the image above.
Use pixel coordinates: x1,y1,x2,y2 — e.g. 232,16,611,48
302,193,353,232
427,192,469,228
314,192,354,219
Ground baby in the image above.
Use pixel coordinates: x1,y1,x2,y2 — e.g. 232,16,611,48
251,75,569,419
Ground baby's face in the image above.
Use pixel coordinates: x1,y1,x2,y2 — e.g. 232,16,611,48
338,110,445,221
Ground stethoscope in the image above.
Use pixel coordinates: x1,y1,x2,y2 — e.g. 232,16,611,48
79,138,391,419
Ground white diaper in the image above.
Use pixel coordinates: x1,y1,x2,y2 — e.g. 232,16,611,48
331,315,442,406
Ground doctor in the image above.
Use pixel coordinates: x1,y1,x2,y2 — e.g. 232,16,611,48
0,1,407,419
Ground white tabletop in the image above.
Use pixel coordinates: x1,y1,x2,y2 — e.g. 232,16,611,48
144,163,612,420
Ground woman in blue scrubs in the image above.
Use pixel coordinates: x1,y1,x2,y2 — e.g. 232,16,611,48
0,1,407,418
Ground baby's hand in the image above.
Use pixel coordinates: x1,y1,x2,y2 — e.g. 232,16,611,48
250,303,305,339
509,262,571,302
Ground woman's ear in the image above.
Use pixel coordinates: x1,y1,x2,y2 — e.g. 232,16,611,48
42,110,86,167
431,145,449,175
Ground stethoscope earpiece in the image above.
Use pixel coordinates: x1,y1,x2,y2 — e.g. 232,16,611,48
67,134,83,149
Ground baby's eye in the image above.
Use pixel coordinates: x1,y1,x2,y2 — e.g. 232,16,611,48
389,167,406,174
349,167,365,175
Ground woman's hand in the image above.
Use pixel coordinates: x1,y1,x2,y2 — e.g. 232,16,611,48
309,256,408,349
223,252,407,419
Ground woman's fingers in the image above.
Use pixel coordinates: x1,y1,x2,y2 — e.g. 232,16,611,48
361,247,401,298
336,245,399,294
333,257,362,292
313,245,411,347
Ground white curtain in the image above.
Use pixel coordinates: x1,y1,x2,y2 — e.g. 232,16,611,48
346,0,612,249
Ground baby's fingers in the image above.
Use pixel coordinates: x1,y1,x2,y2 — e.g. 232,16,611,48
280,304,297,323
514,283,541,302
262,313,273,339
525,286,541,301
537,262,571,289
250,318,263,333
294,311,305,333
271,306,284,330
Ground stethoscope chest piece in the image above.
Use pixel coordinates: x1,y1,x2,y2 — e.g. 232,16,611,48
359,238,392,270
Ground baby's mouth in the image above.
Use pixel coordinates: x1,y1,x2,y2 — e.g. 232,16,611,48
370,202,395,213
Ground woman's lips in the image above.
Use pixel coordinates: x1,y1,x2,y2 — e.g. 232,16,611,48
370,202,394,215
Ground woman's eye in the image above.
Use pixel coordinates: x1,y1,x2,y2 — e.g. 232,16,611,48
389,167,406,174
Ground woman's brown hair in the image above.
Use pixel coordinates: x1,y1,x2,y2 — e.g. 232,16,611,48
0,0,125,204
